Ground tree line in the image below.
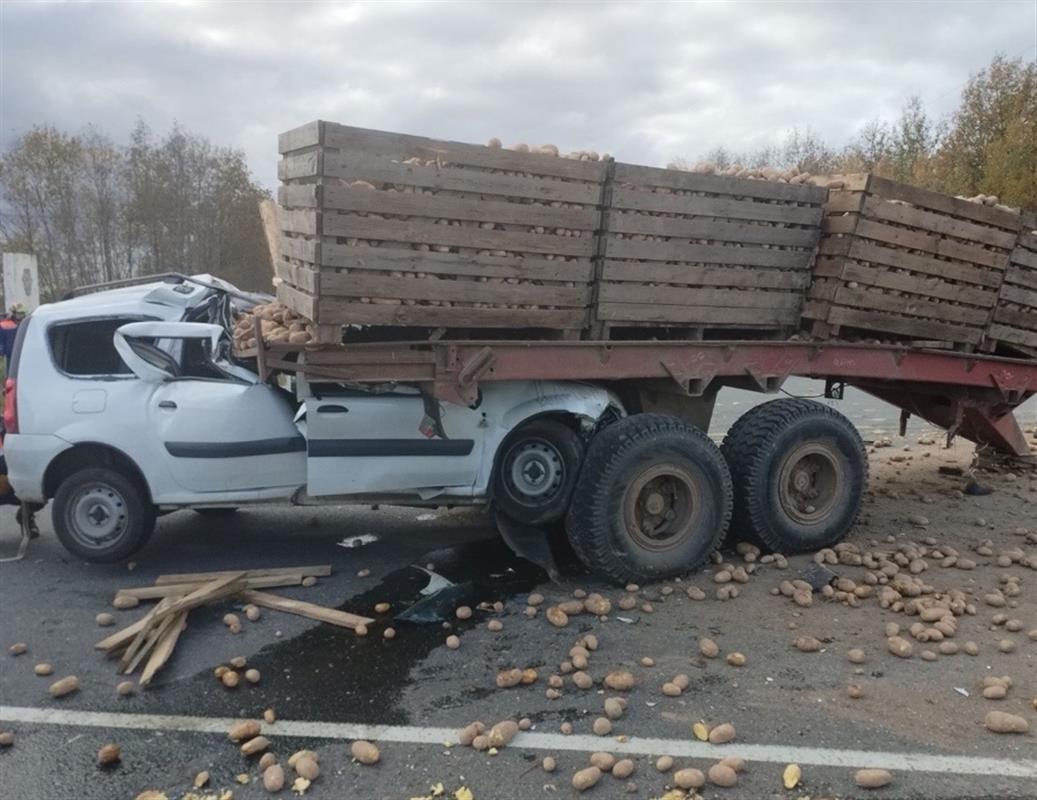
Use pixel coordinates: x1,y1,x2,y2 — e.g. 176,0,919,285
0,120,271,303
676,54,1036,212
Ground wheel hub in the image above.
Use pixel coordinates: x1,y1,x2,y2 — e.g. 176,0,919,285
623,464,701,551
778,443,842,525
70,485,128,547
509,441,563,499
86,503,111,527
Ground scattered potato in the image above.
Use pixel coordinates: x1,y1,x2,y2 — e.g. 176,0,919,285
709,762,738,787
887,636,913,658
592,717,612,736
0,731,13,747
113,595,139,610
194,771,210,788
97,743,121,766
692,721,710,741
263,708,276,724
244,604,261,621
490,720,519,747
783,763,801,789
604,697,625,720
9,643,27,655
855,768,893,788
793,636,822,652
259,753,277,771
604,670,636,691
242,736,271,756
351,740,381,764
221,670,240,688
984,711,1029,734
245,668,261,684
446,635,460,650
263,763,285,792
96,613,115,627
116,681,135,697
613,759,635,779
487,619,503,632
699,638,719,658
590,752,616,771
726,652,746,667
229,720,262,742
708,722,736,744
458,722,485,746
49,675,79,698
34,662,53,676
294,754,319,779
572,766,602,791
655,755,674,772
546,607,569,627
542,756,557,772
673,768,705,789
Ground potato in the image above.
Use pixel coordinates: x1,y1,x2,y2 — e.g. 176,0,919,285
546,607,569,627
542,756,556,772
655,755,673,772
662,682,681,697
96,613,115,627
223,613,240,628
793,636,822,652
490,720,519,747
592,717,612,736
245,605,261,621
294,754,319,779
458,722,485,746
351,739,381,764
708,722,736,744
672,674,690,690
242,736,270,756
258,753,276,771
455,606,472,620
263,763,285,792
116,681,135,697
0,731,13,747
263,708,276,724
604,697,625,720
518,718,532,731
673,768,705,789
49,676,79,698
709,762,738,787
245,669,261,684
589,752,615,770
699,638,720,658
559,599,584,615
720,756,745,773
230,656,247,669
847,683,864,699
113,594,139,610
887,636,913,658
603,670,635,691
612,759,635,779
527,593,544,606
783,763,801,789
221,670,240,688
983,684,1007,700
97,743,121,766
302,576,318,587
354,624,368,637
228,720,262,742
963,641,979,655
496,668,522,689
194,770,211,788
521,668,538,685
584,594,611,615
984,711,1029,734
572,766,602,791
487,620,503,632
847,648,866,663
34,662,53,676
288,750,319,768
854,768,893,788
692,721,710,741
726,652,746,667
446,635,460,650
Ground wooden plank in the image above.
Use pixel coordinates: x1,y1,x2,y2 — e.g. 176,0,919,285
988,322,1037,348
276,283,317,322
833,285,989,327
320,272,591,307
848,238,1004,288
610,186,823,226
323,151,602,205
1009,244,1037,271
321,184,598,230
824,191,865,214
151,574,247,624
993,305,1037,330
241,589,374,630
117,596,177,667
827,306,982,344
853,218,1009,270
140,610,189,686
320,122,606,182
280,263,319,294
1000,283,1037,309
603,238,814,269
822,215,859,235
1005,263,1037,292
280,235,319,264
279,183,318,209
320,245,594,283
279,152,321,181
315,298,587,329
598,283,803,309
278,121,323,154
96,614,159,653
596,302,798,326
606,212,820,247
118,574,306,601
122,612,179,674
323,215,595,257
862,195,1017,250
280,207,318,236
259,200,283,278
155,565,332,586
601,261,810,289
867,175,1022,231
838,262,997,308
612,162,826,204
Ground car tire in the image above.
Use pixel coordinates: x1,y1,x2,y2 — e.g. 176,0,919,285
53,466,156,562
565,414,732,585
721,398,867,553
493,418,584,527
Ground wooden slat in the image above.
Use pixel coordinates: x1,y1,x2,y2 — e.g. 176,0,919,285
96,615,160,653
316,299,586,329
610,186,823,226
867,175,1022,231
598,283,803,309
604,238,813,269
320,272,591,307
861,195,1017,250
1005,263,1037,292
278,121,322,154
118,574,306,601
601,261,810,289
323,216,594,257
323,151,602,205
277,283,318,321
612,162,826,204
848,238,1003,288
320,184,598,229
993,305,1037,330
241,590,374,630
1000,283,1037,309
280,263,319,294
279,152,321,181
606,212,819,247
837,262,997,308
122,613,179,674
280,208,318,236
827,306,982,344
155,565,331,586
319,246,594,282
822,215,859,235
139,610,189,686
1010,245,1037,270
596,302,799,326
987,322,1037,348
833,286,989,327
853,218,1009,270
824,191,865,214
118,596,177,667
281,235,319,264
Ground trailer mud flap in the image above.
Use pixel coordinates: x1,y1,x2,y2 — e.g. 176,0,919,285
494,509,564,585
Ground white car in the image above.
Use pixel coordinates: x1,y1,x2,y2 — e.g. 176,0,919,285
3,275,622,567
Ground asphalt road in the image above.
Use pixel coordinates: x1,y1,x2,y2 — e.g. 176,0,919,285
1,439,1036,800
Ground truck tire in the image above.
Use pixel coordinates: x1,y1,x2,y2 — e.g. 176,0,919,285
53,466,156,562
721,398,867,553
566,414,732,585
493,418,584,527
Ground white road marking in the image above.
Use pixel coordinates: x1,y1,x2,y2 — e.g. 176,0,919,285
2,705,1036,779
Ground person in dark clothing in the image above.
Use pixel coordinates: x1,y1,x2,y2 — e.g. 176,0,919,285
0,304,26,366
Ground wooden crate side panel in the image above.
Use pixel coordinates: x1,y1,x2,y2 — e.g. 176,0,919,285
987,322,1037,349
827,306,983,345
833,285,989,327
278,121,322,155
597,302,799,326
600,261,809,290
612,163,826,204
610,187,823,226
603,238,813,269
598,283,803,310
862,195,1018,250
992,305,1037,331
315,298,587,329
837,261,997,308
866,175,1023,232
605,213,820,247
847,238,1003,287
277,283,318,323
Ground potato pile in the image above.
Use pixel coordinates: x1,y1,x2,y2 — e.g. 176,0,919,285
674,160,846,189
233,301,315,350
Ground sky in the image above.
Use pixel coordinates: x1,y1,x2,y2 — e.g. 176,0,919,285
1,0,1035,191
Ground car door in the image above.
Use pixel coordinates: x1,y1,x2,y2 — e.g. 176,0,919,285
303,387,485,496
116,321,305,494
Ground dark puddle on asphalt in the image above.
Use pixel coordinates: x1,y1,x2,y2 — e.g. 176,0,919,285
170,537,548,725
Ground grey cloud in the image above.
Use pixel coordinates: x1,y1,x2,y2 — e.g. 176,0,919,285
2,0,1033,189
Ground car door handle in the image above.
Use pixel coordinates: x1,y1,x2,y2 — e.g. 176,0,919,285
317,404,349,414
158,400,177,410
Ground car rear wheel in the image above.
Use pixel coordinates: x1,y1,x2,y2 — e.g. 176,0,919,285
53,466,156,562
566,414,732,585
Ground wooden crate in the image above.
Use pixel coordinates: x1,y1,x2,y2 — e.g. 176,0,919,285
277,121,606,337
987,213,1037,356
804,174,1022,348
594,164,825,336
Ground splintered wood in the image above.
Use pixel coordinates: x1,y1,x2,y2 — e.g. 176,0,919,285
95,565,372,688
987,214,1037,356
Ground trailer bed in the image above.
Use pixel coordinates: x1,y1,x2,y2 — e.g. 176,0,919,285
251,337,1037,458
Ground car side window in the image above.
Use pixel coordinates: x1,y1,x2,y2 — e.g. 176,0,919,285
48,318,138,376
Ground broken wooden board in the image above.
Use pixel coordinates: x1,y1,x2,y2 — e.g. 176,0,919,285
241,589,374,630
117,574,306,601
140,610,189,686
154,565,331,586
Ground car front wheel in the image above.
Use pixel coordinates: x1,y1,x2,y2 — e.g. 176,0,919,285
53,466,156,562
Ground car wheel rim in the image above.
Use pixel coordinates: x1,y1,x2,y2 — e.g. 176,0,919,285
508,439,564,501
777,442,843,526
623,463,700,551
69,484,129,549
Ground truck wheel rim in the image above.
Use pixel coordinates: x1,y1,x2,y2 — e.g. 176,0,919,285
509,440,563,500
69,484,129,549
777,442,842,526
623,463,700,551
